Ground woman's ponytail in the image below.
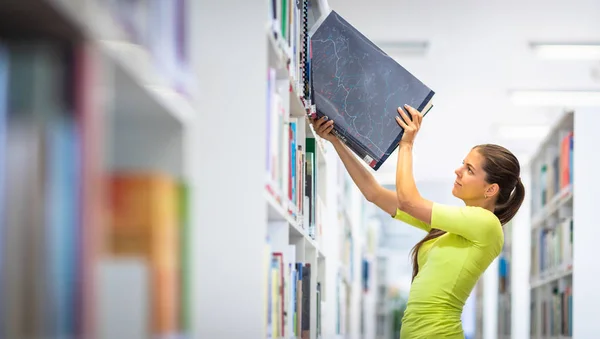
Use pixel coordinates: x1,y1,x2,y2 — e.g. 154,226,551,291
494,177,525,225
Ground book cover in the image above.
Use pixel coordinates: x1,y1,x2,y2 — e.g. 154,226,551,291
308,10,435,170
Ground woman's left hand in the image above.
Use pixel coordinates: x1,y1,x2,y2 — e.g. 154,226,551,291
395,104,424,146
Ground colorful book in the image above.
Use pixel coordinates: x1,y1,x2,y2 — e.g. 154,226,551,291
308,10,435,170
108,173,181,338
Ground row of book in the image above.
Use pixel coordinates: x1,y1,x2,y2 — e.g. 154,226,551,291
268,0,313,102
535,130,573,212
530,218,573,279
265,244,322,339
0,38,191,339
0,39,87,339
265,67,323,240
531,282,573,337
105,0,195,96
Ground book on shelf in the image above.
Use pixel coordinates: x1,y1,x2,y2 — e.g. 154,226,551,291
537,130,573,211
531,217,573,280
0,41,82,339
107,173,182,338
307,10,435,170
265,66,323,241
531,283,572,337
264,242,321,339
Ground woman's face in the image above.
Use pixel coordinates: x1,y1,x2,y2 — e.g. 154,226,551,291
452,148,489,201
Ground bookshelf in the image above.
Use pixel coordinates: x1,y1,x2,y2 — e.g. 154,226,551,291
262,1,381,338
0,0,378,338
528,111,574,339
1,1,195,339
195,0,376,338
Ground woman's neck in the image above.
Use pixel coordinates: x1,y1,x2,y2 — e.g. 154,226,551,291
464,199,495,213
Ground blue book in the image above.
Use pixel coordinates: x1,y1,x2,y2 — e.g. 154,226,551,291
46,115,79,338
308,10,435,170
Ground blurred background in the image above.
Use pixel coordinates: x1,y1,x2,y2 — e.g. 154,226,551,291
0,0,597,338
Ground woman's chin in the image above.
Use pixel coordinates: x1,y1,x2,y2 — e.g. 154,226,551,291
451,186,460,198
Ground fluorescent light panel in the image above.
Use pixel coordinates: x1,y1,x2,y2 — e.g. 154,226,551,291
530,42,600,60
509,90,600,107
494,124,551,139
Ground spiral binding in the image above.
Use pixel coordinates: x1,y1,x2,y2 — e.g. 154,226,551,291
301,0,310,99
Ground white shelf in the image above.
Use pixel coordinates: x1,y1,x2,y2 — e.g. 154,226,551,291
265,189,301,227
47,0,197,126
530,266,573,289
99,41,196,126
531,184,573,228
265,189,325,258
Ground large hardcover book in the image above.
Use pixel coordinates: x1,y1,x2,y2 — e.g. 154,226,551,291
308,10,435,170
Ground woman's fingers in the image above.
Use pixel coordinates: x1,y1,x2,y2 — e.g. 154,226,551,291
397,107,412,127
395,115,408,129
317,120,333,134
315,116,329,129
324,122,334,134
322,120,334,133
404,105,423,127
313,116,323,128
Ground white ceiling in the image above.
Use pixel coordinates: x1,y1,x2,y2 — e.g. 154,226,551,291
327,0,600,184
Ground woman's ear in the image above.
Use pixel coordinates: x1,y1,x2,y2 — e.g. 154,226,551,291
485,183,500,199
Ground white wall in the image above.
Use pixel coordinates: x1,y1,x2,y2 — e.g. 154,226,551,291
189,1,268,337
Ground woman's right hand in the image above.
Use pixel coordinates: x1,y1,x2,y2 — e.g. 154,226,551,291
311,115,337,143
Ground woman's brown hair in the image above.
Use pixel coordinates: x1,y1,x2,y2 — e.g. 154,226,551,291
409,144,525,282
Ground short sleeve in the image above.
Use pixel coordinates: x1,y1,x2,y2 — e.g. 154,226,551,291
430,203,502,245
391,208,431,232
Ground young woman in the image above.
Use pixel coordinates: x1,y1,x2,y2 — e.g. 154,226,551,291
310,104,525,338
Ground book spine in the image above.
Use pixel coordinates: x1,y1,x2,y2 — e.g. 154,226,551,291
329,127,379,169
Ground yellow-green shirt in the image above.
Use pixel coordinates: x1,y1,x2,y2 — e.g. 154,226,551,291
392,203,504,339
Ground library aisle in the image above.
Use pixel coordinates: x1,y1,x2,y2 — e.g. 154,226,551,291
1,1,600,339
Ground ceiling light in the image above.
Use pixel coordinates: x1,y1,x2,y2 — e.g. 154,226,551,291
494,124,551,140
530,42,600,60
509,90,600,107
